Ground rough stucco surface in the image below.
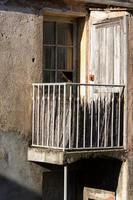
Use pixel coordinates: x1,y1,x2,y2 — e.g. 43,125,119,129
128,14,133,153
0,131,43,200
127,14,133,200
128,156,133,200
0,4,44,199
0,3,87,200
0,2,132,200
0,5,43,135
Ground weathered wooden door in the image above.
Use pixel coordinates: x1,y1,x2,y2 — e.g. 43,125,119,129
88,16,127,147
90,16,126,85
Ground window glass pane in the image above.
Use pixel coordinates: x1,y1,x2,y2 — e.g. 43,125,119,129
44,47,55,69
66,47,73,71
57,71,73,82
57,71,68,82
57,47,73,70
43,71,56,83
57,47,65,69
62,71,73,82
57,23,73,45
43,22,55,44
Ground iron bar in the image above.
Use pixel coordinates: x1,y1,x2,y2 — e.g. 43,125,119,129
83,87,86,148
52,85,55,147
76,85,80,148
37,85,40,145
63,85,66,150
32,85,35,145
57,85,61,148
118,89,121,147
47,85,50,147
41,85,45,146
111,92,114,147
69,85,72,149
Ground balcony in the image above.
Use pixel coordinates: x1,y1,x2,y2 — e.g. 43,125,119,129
28,83,126,165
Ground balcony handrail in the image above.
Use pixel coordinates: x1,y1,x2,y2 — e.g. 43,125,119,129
32,82,125,87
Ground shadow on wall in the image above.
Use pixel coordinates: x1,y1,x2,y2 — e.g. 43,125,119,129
75,158,122,200
0,0,74,15
0,131,44,200
42,169,77,200
0,174,41,200
43,171,64,200
42,158,122,200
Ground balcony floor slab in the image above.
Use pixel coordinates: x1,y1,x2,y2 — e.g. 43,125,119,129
28,147,127,165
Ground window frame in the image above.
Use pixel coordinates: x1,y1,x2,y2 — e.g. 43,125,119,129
43,16,77,83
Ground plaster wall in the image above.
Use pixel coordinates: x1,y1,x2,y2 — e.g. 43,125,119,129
0,2,132,200
0,132,44,200
127,14,133,200
0,5,43,135
128,14,133,153
0,4,44,199
0,3,87,199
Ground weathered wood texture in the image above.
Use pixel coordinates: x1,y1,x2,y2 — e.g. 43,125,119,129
90,17,124,85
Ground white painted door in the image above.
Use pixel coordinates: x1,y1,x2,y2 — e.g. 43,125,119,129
90,17,126,85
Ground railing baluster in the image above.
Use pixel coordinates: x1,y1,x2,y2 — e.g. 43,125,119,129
47,85,50,147
83,86,86,148
76,85,80,149
90,91,93,148
32,85,35,145
88,98,91,148
118,89,121,147
63,84,66,150
104,92,108,147
57,85,61,148
97,95,100,148
72,90,76,149
41,85,45,146
37,85,40,146
52,85,55,147
69,85,72,149
111,91,114,147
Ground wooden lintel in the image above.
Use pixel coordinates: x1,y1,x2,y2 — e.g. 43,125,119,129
43,7,87,17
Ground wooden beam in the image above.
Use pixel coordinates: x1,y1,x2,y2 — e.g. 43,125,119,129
75,0,133,9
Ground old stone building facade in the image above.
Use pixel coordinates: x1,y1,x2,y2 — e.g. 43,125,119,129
0,0,133,200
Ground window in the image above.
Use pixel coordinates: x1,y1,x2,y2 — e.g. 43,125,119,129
43,18,77,83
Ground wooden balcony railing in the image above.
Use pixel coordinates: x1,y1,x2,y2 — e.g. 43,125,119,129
31,83,125,151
